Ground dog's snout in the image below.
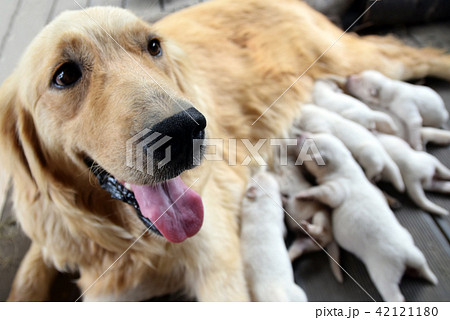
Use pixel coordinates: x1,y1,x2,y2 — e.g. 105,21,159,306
147,105,207,175
152,106,206,143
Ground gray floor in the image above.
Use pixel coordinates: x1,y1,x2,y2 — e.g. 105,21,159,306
0,0,449,301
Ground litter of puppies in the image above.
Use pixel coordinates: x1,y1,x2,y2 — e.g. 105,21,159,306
240,72,449,301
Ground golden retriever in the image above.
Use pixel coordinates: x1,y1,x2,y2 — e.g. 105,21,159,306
1,0,449,301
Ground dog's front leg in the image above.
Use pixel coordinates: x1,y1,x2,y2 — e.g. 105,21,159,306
193,232,250,302
8,242,57,301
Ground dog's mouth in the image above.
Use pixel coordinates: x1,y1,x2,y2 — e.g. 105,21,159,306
84,157,204,243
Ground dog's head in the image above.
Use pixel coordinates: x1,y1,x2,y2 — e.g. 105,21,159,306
0,7,206,243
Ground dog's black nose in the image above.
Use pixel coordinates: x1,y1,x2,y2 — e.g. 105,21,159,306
152,106,206,143
147,106,207,175
187,107,207,141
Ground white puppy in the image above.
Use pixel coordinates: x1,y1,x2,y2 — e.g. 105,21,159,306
240,170,308,302
313,79,397,133
276,163,343,283
377,133,450,216
296,104,405,192
347,70,449,150
297,133,438,302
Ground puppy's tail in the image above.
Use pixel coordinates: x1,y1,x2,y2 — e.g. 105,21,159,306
405,248,438,285
327,241,343,283
434,159,450,180
421,127,450,147
373,111,398,135
382,159,405,192
405,178,449,216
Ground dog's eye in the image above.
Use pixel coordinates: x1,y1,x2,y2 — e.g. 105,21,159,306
52,62,82,88
148,38,162,57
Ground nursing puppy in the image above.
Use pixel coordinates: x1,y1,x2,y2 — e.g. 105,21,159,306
240,170,308,302
296,104,404,191
275,136,343,278
297,133,438,302
276,162,342,282
377,133,450,216
347,70,449,150
313,79,397,133
276,157,328,231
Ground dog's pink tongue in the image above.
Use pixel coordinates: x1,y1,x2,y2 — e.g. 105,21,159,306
131,177,204,243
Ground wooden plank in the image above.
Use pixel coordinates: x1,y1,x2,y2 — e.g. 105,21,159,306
125,0,161,12
48,0,89,21
423,78,450,242
0,171,11,220
0,0,21,60
89,0,123,7
162,0,200,13
126,0,163,22
0,0,55,83
0,188,31,302
0,0,20,214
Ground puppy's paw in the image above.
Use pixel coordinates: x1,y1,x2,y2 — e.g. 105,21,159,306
299,220,310,230
295,192,314,201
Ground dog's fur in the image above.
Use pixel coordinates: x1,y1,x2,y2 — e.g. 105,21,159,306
313,79,397,133
377,133,450,216
295,104,405,191
1,0,450,301
297,133,438,302
240,170,307,301
347,70,449,150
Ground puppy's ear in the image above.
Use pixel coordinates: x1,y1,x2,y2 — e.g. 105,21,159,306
311,151,328,166
0,75,46,187
370,87,380,97
245,186,258,199
281,193,289,206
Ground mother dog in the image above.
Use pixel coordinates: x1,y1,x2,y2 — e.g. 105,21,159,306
1,0,449,301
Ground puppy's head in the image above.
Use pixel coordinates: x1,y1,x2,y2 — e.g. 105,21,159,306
346,70,389,106
0,7,206,242
298,133,350,177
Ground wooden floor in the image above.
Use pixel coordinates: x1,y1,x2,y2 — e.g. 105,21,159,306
0,0,449,302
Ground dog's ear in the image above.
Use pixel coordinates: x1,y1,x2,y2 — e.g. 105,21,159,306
0,75,47,188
